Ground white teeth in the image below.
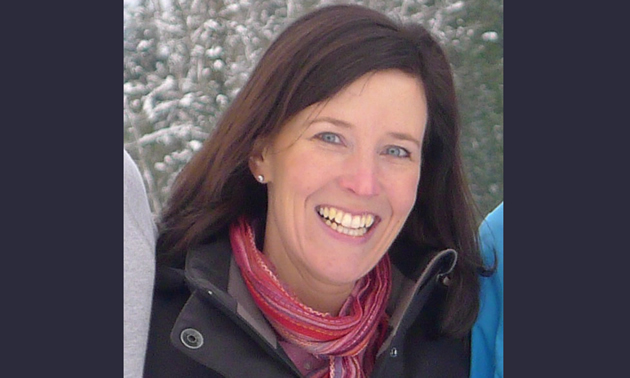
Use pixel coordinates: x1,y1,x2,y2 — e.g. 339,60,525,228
317,206,376,237
334,210,343,224
341,213,352,227
329,207,337,220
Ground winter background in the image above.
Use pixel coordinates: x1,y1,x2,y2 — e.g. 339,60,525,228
123,0,503,219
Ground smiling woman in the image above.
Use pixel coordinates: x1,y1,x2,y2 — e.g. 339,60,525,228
144,4,487,378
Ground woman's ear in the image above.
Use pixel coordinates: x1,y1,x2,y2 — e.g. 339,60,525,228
249,137,270,182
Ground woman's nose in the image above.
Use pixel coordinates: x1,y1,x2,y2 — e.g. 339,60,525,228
337,153,381,197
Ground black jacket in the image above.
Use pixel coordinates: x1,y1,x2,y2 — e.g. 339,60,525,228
144,237,470,377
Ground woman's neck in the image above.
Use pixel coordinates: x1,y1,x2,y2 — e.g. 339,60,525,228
289,279,354,316
265,251,356,315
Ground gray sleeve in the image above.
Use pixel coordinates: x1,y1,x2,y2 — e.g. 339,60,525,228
124,149,157,378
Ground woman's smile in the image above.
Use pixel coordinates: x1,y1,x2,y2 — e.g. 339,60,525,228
316,205,378,238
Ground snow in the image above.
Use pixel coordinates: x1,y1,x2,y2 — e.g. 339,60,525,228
137,40,152,52
482,31,499,42
445,1,465,13
206,46,223,59
213,60,225,70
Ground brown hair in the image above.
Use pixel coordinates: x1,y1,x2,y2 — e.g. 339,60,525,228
156,4,483,338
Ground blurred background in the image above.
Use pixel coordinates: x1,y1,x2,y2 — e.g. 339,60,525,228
124,0,503,220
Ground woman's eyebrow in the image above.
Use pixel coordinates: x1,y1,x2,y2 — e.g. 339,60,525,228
387,132,421,148
308,116,353,128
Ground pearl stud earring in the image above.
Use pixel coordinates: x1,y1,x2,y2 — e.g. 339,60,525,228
257,175,265,183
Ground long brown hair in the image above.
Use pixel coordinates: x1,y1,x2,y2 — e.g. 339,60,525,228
157,4,482,338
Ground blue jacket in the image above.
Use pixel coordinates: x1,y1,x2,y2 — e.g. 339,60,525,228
470,202,504,378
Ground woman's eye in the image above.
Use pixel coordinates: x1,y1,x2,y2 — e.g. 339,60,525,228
316,132,342,145
384,146,410,158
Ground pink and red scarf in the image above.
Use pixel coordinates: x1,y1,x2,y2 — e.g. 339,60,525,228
229,216,391,378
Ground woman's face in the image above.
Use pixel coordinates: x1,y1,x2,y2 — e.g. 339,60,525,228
252,69,428,295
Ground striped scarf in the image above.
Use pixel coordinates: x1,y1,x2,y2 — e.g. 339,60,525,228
230,216,391,378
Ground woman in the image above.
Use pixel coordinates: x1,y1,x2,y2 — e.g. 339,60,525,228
144,4,484,377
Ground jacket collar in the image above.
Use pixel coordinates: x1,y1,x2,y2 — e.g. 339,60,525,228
171,238,301,376
378,248,456,357
184,237,279,347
